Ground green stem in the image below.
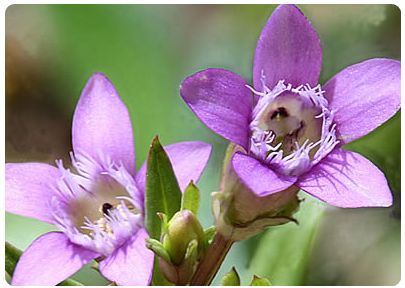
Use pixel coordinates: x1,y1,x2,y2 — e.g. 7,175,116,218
190,233,234,286
5,242,21,277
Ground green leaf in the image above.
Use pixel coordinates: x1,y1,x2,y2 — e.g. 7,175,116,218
221,267,240,286
5,241,84,285
145,136,182,240
181,181,200,215
250,275,272,286
145,136,183,285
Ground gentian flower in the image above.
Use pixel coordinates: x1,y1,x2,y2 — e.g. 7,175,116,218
6,73,212,285
180,4,400,209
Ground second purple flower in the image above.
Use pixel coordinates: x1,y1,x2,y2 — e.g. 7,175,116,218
180,4,400,209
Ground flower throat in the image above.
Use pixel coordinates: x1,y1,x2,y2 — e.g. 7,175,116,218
248,74,339,176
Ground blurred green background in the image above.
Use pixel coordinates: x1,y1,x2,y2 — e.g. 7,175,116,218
5,4,400,285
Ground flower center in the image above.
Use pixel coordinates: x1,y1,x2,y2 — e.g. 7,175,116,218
248,77,339,176
69,175,139,235
255,94,323,157
51,153,143,255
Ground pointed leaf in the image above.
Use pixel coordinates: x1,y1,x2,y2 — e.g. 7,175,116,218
181,181,200,215
145,136,182,240
250,275,272,286
221,267,241,286
145,137,183,286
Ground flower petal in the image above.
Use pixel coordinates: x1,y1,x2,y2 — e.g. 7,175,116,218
72,73,136,173
297,148,392,208
11,232,98,285
323,58,401,144
99,228,154,286
232,152,297,197
6,163,60,224
180,68,253,149
136,141,212,193
253,4,322,90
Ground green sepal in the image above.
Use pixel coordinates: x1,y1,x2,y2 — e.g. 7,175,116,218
151,260,174,286
203,226,216,249
221,266,241,286
250,275,272,286
184,239,199,264
146,238,172,263
158,239,200,286
181,181,200,215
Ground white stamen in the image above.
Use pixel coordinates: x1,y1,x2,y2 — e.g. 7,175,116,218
50,153,143,256
249,75,339,176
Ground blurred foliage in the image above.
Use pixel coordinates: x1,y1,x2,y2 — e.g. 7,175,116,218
247,195,324,285
5,4,400,285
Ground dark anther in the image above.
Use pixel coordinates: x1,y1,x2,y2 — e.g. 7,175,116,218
102,203,113,215
270,107,289,120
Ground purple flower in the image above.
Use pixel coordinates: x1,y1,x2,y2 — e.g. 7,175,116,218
6,73,212,285
180,5,400,208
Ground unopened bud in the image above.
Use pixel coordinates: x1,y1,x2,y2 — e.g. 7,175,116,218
162,209,205,265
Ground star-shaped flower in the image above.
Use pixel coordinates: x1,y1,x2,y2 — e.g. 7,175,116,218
180,4,400,208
